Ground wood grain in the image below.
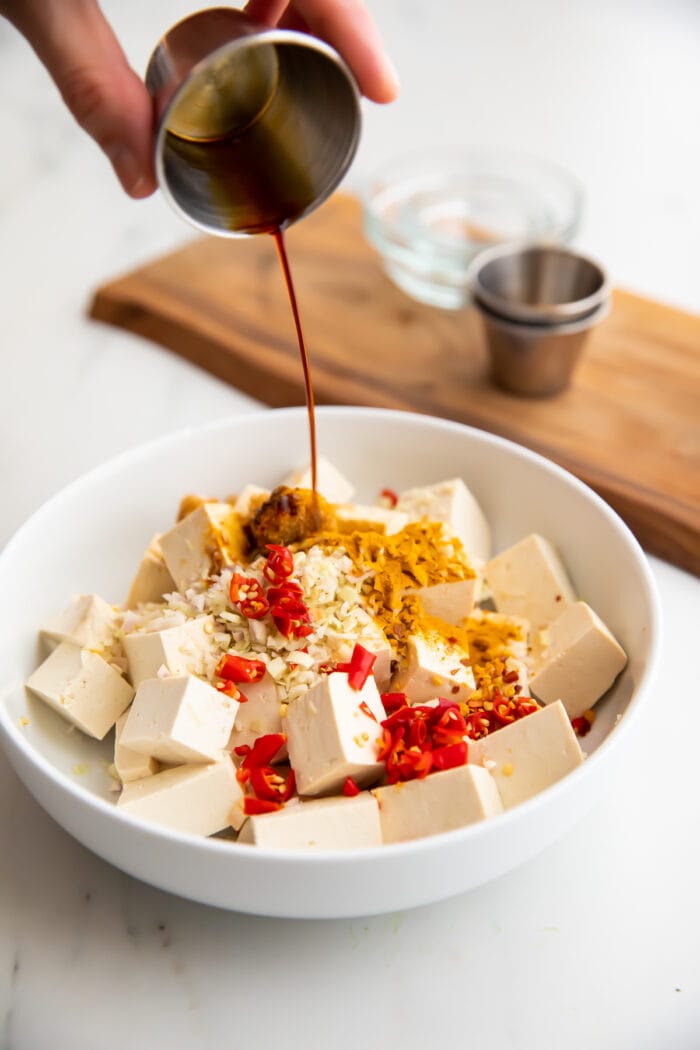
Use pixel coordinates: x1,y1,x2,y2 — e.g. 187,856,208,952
89,194,700,575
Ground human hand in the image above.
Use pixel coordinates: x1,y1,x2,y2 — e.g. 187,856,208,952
0,0,399,200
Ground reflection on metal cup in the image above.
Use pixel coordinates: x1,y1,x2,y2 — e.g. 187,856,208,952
146,7,361,236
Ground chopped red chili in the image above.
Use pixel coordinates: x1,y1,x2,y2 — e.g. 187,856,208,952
240,732,287,770
229,573,270,619
243,797,282,816
380,487,399,508
263,544,295,582
216,653,266,684
380,692,409,713
431,740,468,772
342,776,361,797
339,643,376,691
358,700,377,722
215,680,240,700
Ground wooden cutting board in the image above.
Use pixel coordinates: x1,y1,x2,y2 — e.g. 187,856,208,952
90,194,700,575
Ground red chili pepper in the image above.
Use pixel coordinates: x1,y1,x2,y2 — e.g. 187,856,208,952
380,487,399,508
215,680,240,700
263,544,295,582
431,741,468,772
431,706,468,748
216,653,266,684
340,643,376,691
358,700,377,722
229,574,270,619
342,776,361,797
240,732,287,770
381,692,409,713
243,797,282,816
249,766,289,802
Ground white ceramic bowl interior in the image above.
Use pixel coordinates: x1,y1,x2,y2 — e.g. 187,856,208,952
0,407,660,918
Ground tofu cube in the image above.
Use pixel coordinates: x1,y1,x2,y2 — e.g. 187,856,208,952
125,535,176,608
25,641,134,739
391,633,475,703
373,763,503,844
285,673,385,796
41,593,117,652
485,533,576,630
238,793,382,849
120,675,239,765
410,578,477,626
469,700,584,809
232,484,270,520
397,478,491,563
227,673,286,758
123,615,216,689
117,758,245,834
466,608,531,697
282,456,355,504
159,502,245,591
529,601,627,718
335,504,409,535
114,710,159,783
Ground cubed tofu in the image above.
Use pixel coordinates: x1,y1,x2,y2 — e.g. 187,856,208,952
40,593,117,652
227,673,286,757
123,615,216,689
285,673,385,796
159,502,245,591
233,484,270,520
397,478,491,563
120,675,239,765
529,601,627,718
391,633,475,703
469,700,584,809
114,710,159,783
238,793,382,849
335,504,409,535
125,535,176,608
25,641,134,740
466,608,531,697
117,758,245,834
373,763,503,843
281,456,355,504
485,533,576,629
409,578,477,626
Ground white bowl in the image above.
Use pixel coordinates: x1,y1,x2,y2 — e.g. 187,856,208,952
0,407,660,918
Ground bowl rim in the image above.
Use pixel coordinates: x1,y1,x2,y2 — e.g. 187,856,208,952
0,406,662,868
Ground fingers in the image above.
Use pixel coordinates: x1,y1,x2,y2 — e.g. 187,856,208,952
2,0,156,198
245,0,399,103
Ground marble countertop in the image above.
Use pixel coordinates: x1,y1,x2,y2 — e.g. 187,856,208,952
1,2,698,1047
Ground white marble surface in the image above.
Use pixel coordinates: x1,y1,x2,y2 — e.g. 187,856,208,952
1,2,699,1047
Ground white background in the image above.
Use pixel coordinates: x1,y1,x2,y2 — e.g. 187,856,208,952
1,2,699,1047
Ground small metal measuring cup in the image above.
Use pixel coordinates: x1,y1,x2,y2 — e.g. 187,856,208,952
145,7,361,236
468,243,611,396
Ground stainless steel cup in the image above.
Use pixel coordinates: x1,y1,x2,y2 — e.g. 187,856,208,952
468,243,611,396
474,299,610,397
470,243,609,324
145,7,361,236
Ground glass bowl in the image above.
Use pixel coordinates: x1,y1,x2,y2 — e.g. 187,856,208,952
362,147,584,309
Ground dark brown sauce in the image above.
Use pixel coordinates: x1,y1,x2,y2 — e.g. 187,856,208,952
272,228,317,497
166,123,319,498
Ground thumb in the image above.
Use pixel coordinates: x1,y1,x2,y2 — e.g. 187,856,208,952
2,0,156,198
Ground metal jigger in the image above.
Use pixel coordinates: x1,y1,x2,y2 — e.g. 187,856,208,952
146,7,361,236
468,243,611,397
